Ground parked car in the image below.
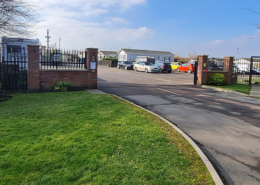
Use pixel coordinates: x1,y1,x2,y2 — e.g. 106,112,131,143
154,62,172,73
170,62,182,70
177,63,195,73
188,60,197,65
134,62,159,73
117,61,133,70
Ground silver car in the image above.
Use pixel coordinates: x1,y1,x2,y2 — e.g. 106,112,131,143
134,62,159,73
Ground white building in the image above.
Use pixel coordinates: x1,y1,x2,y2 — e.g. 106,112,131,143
98,51,117,61
117,48,175,62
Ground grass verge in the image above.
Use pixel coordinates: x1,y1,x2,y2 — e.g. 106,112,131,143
209,84,251,95
0,91,214,184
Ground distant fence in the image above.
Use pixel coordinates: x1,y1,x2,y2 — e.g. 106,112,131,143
40,49,86,70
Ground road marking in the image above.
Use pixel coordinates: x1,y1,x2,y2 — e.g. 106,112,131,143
156,88,181,95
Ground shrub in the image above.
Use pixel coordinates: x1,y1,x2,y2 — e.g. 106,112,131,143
103,58,118,62
207,73,226,86
54,82,72,92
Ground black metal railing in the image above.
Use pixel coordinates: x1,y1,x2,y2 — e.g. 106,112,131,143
207,57,226,71
0,46,27,90
233,58,260,85
40,49,86,70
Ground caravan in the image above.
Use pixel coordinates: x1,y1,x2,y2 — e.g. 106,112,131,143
1,36,41,64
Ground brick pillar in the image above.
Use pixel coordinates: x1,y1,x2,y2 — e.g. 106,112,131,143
27,45,40,91
224,56,234,85
86,48,98,89
197,55,208,86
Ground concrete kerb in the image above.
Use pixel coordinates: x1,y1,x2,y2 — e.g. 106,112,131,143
110,94,224,185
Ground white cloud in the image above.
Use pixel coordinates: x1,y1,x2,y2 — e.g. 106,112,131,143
212,40,223,44
111,17,130,24
36,0,153,50
41,0,147,16
37,16,154,50
105,17,130,26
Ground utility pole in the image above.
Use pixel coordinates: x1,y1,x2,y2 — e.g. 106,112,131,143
59,37,61,51
237,48,239,58
45,29,51,49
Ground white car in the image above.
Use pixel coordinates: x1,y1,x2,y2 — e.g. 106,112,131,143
188,60,197,64
134,62,159,73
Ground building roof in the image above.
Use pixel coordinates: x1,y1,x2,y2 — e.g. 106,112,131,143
99,51,117,55
119,48,174,56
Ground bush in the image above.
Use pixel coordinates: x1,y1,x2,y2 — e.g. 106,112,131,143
103,58,118,61
54,82,72,92
207,73,226,86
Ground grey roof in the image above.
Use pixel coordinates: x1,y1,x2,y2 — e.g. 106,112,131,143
99,51,117,55
120,48,174,56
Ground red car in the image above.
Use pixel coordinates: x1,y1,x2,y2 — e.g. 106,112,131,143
177,63,195,73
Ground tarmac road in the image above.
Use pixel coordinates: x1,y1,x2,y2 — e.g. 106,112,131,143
97,66,260,185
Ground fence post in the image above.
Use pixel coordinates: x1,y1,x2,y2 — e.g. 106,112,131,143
27,45,40,91
86,48,98,89
196,55,208,86
223,56,234,85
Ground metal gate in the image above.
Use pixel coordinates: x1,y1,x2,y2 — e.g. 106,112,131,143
233,57,260,97
194,61,198,85
0,48,27,90
249,56,260,97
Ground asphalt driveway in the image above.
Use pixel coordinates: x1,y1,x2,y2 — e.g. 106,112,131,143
98,66,260,185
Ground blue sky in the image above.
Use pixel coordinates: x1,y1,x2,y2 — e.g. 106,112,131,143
37,0,260,58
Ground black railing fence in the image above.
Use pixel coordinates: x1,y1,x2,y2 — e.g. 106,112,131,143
207,57,225,71
40,49,86,70
233,58,260,85
0,46,27,90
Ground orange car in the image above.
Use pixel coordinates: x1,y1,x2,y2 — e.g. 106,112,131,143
177,63,195,73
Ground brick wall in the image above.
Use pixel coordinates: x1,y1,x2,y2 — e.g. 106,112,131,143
27,45,40,91
196,56,233,86
40,70,88,90
26,46,97,91
196,55,208,86
86,48,98,89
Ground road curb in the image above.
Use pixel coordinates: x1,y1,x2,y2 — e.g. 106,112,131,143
111,94,223,185
201,85,249,96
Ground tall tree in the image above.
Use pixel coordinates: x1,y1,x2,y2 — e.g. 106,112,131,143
0,0,40,37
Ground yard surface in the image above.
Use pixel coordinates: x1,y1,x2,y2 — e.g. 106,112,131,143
210,84,252,94
0,91,214,184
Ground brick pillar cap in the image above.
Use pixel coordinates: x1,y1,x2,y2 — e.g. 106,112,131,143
86,48,98,50
224,56,234,58
198,55,209,57
27,44,40,46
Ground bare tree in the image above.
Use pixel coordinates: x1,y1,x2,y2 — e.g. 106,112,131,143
188,51,197,60
0,0,40,37
174,51,197,63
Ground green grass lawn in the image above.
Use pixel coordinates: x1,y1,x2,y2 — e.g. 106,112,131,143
0,91,214,184
210,84,252,95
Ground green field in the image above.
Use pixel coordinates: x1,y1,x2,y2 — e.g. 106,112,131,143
0,91,214,184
